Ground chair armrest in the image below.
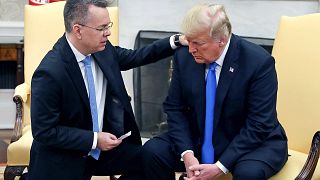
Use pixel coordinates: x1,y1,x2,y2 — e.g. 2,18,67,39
14,83,31,103
295,131,320,180
11,83,31,143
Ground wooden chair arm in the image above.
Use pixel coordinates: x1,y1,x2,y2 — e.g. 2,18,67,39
10,95,24,143
10,83,30,143
295,131,320,180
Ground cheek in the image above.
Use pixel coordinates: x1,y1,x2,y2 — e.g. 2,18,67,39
200,47,214,58
205,47,220,60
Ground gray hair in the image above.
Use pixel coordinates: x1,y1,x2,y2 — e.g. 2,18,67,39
64,0,109,33
181,4,232,39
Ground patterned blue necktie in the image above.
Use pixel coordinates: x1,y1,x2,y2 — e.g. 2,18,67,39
202,62,217,164
82,56,100,160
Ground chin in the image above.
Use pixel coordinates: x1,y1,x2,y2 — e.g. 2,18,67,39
194,59,206,64
98,46,106,51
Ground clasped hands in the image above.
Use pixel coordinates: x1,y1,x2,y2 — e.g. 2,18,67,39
183,152,224,180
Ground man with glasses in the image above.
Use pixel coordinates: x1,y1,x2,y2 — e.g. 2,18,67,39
143,4,288,180
27,0,184,179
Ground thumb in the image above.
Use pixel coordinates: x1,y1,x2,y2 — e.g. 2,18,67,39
189,165,201,176
108,133,118,140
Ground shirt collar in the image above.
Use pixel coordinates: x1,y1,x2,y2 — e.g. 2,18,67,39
214,36,231,67
65,34,91,63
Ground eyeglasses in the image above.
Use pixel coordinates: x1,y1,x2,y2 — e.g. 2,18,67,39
78,22,113,32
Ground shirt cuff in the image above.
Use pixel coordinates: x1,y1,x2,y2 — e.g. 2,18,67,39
170,35,179,50
180,150,194,161
216,161,229,174
92,132,98,149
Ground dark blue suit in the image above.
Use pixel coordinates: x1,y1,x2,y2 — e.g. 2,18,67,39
28,35,175,180
143,34,288,179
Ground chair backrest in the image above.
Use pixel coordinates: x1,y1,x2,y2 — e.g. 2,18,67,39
23,1,119,126
272,13,320,154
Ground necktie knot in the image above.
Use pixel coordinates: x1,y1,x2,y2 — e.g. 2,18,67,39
209,62,217,71
82,56,91,66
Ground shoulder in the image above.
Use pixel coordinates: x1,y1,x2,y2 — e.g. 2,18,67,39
174,46,193,64
34,45,68,83
235,35,271,60
231,35,274,68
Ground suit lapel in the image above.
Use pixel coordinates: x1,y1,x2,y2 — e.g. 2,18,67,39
60,36,90,110
93,46,135,118
191,62,206,137
214,35,239,129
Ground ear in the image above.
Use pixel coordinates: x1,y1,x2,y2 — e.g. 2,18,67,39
218,40,225,47
72,24,82,39
219,36,227,47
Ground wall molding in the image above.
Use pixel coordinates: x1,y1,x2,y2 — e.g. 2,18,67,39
0,21,24,44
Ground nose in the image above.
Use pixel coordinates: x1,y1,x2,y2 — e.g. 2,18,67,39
189,44,197,54
103,29,111,36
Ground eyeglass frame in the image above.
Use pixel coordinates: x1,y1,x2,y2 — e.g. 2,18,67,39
78,22,113,32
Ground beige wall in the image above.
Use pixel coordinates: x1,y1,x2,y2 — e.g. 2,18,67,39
0,0,25,21
0,0,117,22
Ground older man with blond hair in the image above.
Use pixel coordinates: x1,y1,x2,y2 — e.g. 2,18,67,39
142,4,287,180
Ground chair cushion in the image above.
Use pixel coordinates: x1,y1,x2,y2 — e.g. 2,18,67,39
270,149,320,179
196,149,320,180
7,126,33,166
22,124,31,135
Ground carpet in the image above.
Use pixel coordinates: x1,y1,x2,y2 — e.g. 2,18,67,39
0,166,109,180
0,166,182,180
0,140,8,164
0,164,5,180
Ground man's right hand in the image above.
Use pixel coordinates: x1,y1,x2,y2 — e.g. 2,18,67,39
179,35,189,46
183,152,201,178
97,132,122,151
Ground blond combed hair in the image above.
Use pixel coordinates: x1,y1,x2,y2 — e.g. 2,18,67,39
181,4,232,39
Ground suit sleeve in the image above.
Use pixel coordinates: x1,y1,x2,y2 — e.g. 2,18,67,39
219,56,279,169
114,37,175,70
163,51,195,154
31,68,93,153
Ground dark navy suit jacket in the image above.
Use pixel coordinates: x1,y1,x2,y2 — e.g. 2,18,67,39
164,34,288,171
29,35,174,179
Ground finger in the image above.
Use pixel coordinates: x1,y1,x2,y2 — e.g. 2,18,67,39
106,137,121,144
113,141,122,146
108,133,118,140
189,165,202,171
187,169,194,177
108,141,121,148
194,170,200,176
184,177,196,180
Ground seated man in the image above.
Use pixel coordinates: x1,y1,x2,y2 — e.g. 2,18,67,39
142,4,288,180
27,0,185,179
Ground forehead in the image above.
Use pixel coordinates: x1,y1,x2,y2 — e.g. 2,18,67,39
186,31,212,42
87,5,110,21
